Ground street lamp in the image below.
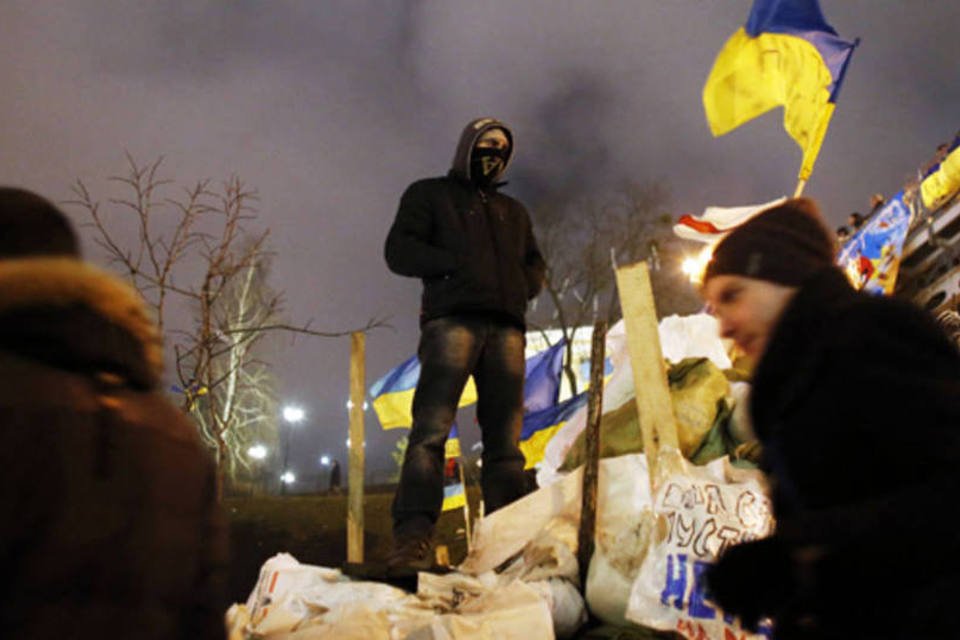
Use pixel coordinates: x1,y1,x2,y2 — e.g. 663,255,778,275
283,405,305,423
248,444,268,460
281,404,306,494
319,454,331,466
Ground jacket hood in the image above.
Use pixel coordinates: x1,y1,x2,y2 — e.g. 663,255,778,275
450,117,515,184
0,258,164,389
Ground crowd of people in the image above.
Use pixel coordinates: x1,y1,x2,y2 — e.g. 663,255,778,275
2,120,959,639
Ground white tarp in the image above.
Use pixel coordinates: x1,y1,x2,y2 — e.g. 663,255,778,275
538,314,732,488
231,552,571,640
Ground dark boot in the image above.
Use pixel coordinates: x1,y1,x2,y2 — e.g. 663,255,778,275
387,515,435,570
386,535,434,570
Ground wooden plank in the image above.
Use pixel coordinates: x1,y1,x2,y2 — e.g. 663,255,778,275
347,331,366,563
458,459,472,551
614,261,679,490
577,319,607,588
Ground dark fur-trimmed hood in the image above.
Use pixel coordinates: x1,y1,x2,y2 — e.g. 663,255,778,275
0,258,164,389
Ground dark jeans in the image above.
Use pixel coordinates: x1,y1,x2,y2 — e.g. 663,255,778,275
392,316,527,539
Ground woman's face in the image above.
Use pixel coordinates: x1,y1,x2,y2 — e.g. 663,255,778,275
702,274,797,361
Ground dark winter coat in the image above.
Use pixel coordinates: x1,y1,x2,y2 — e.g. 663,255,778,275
0,258,228,640
749,267,960,638
384,118,546,328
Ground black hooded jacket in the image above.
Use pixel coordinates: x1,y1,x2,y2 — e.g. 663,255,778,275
385,118,545,328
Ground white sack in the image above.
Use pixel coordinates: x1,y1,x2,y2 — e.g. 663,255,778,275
584,453,656,625
459,467,583,575
625,457,774,639
405,580,554,640
243,553,419,638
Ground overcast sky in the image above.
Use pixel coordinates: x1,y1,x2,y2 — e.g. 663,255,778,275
2,1,957,481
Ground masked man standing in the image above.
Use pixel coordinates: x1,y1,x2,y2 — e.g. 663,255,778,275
384,117,545,567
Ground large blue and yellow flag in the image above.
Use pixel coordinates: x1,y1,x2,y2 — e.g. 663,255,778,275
371,340,565,431
369,355,478,430
519,392,588,470
703,0,858,180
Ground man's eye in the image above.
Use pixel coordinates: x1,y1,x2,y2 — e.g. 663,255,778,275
719,289,739,304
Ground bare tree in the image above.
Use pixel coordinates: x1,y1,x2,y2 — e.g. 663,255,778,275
186,252,283,489
70,154,386,495
530,181,700,394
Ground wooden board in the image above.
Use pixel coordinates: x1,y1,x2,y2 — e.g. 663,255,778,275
347,331,366,563
614,261,679,490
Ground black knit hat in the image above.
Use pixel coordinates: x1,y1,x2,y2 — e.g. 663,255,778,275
703,197,836,287
0,187,80,259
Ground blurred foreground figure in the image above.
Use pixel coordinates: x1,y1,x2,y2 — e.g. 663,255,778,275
0,187,227,639
384,118,545,568
700,198,960,639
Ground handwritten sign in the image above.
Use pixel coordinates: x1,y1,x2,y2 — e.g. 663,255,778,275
625,458,774,639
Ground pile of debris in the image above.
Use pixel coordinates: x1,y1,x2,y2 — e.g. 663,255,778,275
227,310,774,640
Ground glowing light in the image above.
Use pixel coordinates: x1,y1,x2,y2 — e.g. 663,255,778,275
319,455,331,466
280,471,296,484
681,243,716,285
345,399,369,411
248,444,268,460
282,405,305,423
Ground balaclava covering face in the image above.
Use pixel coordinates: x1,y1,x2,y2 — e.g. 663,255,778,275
470,128,509,187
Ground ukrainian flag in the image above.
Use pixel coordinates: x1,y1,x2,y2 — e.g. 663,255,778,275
369,355,478,430
523,340,565,413
921,143,960,211
445,424,462,459
442,437,465,511
439,340,565,461
703,0,858,180
441,479,466,511
519,393,588,470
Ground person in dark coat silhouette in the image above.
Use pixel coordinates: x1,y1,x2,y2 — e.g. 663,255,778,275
384,117,545,567
328,458,342,494
0,187,228,639
701,197,960,639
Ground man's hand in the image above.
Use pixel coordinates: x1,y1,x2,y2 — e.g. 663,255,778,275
705,536,796,630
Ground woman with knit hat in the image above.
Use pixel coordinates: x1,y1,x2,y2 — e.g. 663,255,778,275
700,198,960,638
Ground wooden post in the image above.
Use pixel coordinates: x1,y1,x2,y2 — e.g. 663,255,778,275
577,319,607,588
793,177,807,198
614,261,679,492
458,459,472,551
347,331,365,564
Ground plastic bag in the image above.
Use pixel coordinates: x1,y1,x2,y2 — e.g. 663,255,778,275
625,458,774,639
